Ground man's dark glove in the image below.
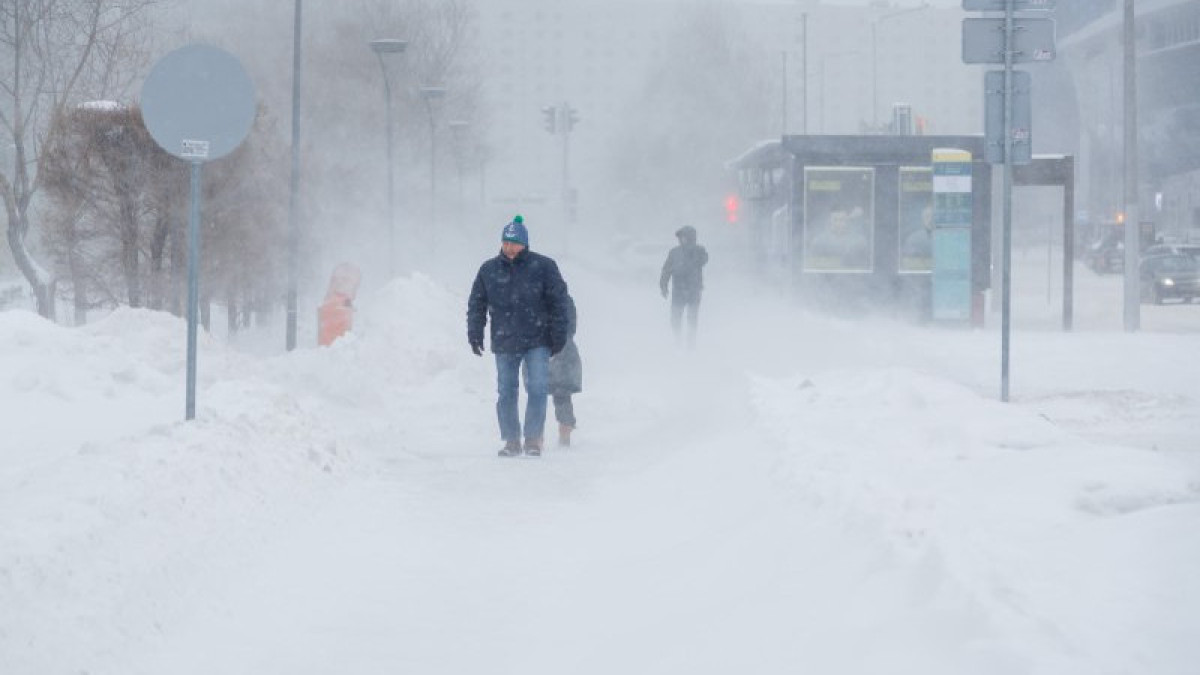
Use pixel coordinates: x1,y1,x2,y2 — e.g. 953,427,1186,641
470,338,484,356
550,340,565,356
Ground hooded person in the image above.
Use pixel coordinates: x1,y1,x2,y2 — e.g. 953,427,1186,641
659,225,709,348
467,215,572,457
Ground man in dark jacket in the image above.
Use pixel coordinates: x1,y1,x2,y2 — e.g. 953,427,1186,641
659,225,709,348
467,215,572,457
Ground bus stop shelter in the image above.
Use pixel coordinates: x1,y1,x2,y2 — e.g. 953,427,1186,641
732,134,994,324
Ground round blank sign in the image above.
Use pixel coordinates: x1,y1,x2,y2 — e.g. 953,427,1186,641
141,44,256,162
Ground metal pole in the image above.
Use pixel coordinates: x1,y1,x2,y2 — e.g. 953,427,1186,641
186,161,202,420
1047,216,1053,304
561,103,570,230
871,19,878,129
1001,0,1014,402
429,106,436,235
781,50,788,135
820,58,826,133
801,13,808,134
286,0,302,351
1063,156,1075,331
1122,0,1140,331
377,57,395,277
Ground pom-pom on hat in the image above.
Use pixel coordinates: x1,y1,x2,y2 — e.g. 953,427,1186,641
502,214,529,247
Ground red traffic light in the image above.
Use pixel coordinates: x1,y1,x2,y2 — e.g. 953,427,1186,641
724,194,740,223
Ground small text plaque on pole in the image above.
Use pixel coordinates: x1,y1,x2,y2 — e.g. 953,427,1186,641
961,17,1056,64
141,45,256,420
984,70,1032,164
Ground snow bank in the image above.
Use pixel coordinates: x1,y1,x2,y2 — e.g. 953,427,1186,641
751,367,1200,674
0,308,346,674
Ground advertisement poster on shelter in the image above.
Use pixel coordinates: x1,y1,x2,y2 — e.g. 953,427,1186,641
802,167,874,272
898,167,934,272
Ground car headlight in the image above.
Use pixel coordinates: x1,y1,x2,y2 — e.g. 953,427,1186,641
1162,278,1175,286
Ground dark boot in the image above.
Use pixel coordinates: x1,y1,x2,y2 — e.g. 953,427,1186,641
523,437,543,457
558,423,573,447
498,439,522,457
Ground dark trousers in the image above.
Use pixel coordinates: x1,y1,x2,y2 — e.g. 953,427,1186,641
552,394,576,427
670,299,700,347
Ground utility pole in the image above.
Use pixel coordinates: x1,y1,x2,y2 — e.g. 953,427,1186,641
1122,0,1140,331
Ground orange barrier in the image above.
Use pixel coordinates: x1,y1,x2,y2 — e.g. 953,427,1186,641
317,263,362,346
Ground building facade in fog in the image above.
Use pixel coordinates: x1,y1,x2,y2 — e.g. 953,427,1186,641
1058,0,1200,242
473,0,979,204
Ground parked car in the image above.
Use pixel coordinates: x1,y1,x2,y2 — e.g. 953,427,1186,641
1139,254,1200,304
1143,242,1200,261
1142,243,1183,258
1085,233,1124,273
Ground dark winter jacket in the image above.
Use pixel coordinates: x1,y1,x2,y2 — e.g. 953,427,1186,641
549,295,582,395
660,240,709,304
467,248,571,355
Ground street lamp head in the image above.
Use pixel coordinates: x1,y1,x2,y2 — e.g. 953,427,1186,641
369,38,408,54
447,119,470,131
419,85,448,99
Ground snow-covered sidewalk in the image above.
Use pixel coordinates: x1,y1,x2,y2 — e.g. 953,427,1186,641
2,261,1198,674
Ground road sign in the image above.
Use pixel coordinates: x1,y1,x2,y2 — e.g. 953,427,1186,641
984,70,1032,164
140,45,255,421
963,0,1055,10
962,17,1056,64
141,45,256,162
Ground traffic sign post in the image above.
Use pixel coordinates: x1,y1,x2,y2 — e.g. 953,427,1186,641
141,45,256,420
962,0,1055,402
984,70,1032,164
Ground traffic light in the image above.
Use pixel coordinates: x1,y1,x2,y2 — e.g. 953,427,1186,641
566,106,580,131
541,105,557,134
724,194,740,224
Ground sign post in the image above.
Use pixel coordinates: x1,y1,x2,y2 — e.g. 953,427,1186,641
141,45,256,420
962,0,1054,402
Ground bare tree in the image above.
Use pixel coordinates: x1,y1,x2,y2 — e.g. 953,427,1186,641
0,0,159,319
42,103,178,321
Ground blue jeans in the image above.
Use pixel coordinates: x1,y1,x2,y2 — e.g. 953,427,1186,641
495,346,550,442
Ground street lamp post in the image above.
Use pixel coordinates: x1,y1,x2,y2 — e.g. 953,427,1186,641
871,3,928,131
419,85,447,245
820,51,859,133
369,38,407,276
447,119,470,223
286,0,303,351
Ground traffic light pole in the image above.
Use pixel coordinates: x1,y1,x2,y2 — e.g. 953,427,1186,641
542,103,579,232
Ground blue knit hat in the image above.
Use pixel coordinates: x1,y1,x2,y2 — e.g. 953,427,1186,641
501,215,528,247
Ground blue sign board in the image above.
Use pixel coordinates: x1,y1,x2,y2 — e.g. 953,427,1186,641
931,149,973,322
